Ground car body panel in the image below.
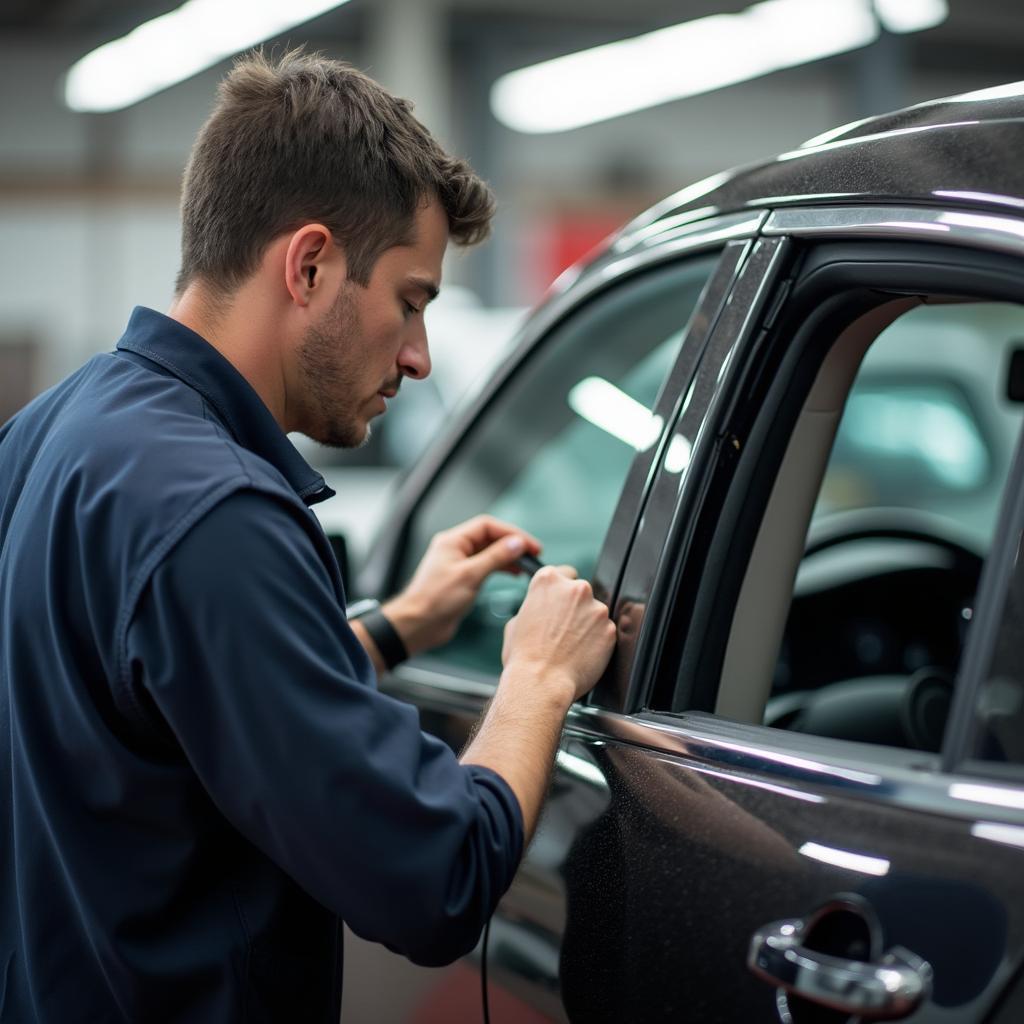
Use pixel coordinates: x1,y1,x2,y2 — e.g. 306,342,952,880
610,108,1024,253
488,709,1024,1023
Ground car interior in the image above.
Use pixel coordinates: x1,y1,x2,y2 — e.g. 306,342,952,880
716,296,1024,753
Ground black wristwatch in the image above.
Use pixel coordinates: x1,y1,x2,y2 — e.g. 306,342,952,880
346,598,409,670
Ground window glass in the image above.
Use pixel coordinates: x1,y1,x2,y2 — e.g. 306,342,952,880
813,304,1023,547
399,256,719,678
764,302,1024,750
825,382,989,500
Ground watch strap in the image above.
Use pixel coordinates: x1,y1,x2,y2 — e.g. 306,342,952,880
357,608,409,670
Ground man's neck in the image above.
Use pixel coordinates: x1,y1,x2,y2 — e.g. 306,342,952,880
169,282,289,431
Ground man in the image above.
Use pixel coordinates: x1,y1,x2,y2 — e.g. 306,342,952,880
0,49,616,1022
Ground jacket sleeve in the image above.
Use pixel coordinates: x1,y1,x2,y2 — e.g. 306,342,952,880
124,488,523,966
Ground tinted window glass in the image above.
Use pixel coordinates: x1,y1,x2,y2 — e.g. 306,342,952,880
399,256,718,678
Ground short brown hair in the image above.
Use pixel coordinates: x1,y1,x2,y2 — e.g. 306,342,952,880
176,48,495,295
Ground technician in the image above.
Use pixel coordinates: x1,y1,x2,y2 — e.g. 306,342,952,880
0,49,616,1022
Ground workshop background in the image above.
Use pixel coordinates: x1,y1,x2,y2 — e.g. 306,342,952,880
0,0,1020,561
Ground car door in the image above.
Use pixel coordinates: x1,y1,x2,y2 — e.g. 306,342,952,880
340,217,758,1023
502,206,1024,1024
481,234,792,1023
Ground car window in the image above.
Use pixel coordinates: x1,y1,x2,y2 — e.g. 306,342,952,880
398,255,719,678
774,304,1024,741
812,304,1023,549
713,299,1024,752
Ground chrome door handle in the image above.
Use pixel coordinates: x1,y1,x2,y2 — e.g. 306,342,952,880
748,917,932,1020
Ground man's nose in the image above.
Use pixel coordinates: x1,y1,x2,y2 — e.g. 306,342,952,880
398,323,431,380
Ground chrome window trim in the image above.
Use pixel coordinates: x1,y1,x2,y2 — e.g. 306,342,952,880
566,704,1024,825
763,205,1024,258
387,666,1024,825
603,209,767,267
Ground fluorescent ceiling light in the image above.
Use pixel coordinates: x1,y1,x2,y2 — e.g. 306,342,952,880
798,841,890,876
492,0,948,134
874,0,948,34
567,377,662,452
65,0,351,112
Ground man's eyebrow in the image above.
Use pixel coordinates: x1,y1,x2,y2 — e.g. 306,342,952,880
408,276,440,303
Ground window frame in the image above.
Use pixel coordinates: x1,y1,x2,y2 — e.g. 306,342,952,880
945,408,1024,780
596,235,795,712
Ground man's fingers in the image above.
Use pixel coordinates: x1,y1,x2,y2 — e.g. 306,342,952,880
443,515,541,557
464,534,531,583
526,564,579,584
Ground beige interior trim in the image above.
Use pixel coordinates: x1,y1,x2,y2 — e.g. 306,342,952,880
715,298,918,723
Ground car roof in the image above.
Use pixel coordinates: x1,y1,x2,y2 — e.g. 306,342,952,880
613,80,1024,250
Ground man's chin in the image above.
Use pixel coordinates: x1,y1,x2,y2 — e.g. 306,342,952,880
310,421,370,450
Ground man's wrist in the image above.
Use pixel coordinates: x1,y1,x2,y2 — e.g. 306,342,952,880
498,661,577,715
347,599,409,670
380,594,431,657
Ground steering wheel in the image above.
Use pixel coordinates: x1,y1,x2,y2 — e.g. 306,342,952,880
764,507,984,751
802,506,984,573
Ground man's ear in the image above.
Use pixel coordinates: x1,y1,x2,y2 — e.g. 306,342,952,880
283,224,345,306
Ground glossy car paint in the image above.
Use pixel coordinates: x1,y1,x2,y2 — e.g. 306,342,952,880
345,84,1024,1022
489,709,1024,1022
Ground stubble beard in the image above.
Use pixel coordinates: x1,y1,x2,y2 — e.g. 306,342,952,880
296,284,369,449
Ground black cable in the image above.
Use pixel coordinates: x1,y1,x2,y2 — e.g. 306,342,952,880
481,916,492,1024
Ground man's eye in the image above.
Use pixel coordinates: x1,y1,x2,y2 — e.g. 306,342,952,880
403,301,419,317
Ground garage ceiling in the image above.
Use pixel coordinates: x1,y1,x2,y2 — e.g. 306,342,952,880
2,1,1021,79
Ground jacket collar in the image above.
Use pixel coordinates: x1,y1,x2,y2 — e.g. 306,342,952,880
116,306,334,506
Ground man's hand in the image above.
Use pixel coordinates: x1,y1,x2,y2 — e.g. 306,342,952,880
461,565,616,844
381,515,540,658
501,566,617,707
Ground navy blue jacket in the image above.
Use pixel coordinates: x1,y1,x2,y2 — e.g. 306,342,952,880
0,307,522,1022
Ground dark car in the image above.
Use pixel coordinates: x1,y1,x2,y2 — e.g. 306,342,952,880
341,81,1024,1023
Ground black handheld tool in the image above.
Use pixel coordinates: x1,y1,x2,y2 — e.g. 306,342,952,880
514,553,545,576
